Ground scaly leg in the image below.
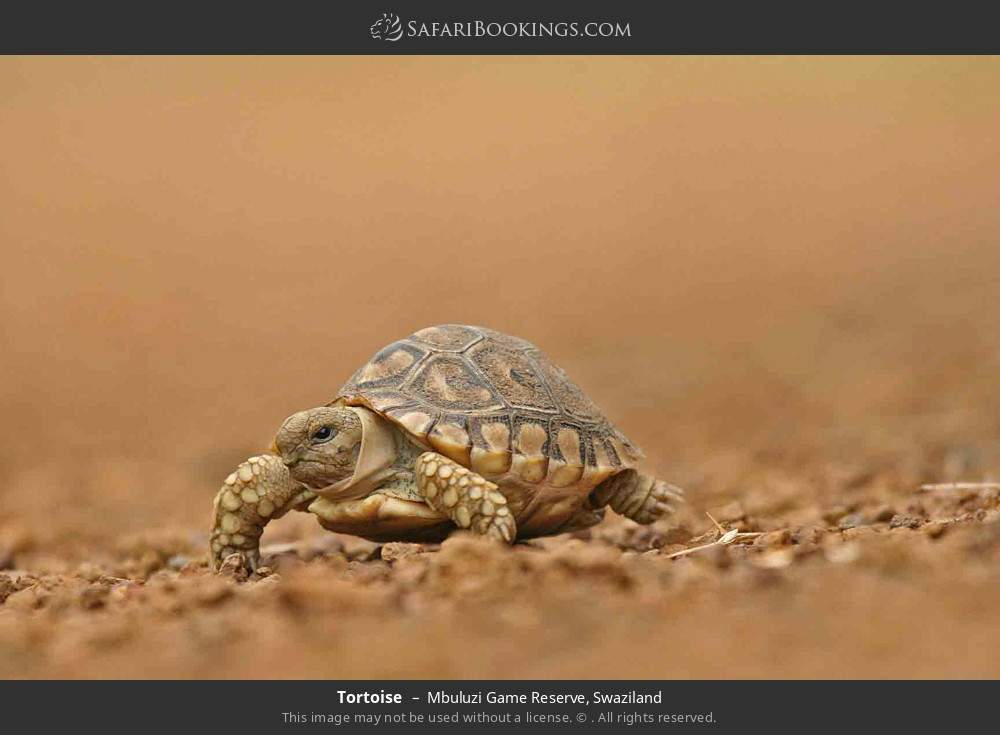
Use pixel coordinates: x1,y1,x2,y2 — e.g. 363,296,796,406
414,452,516,543
210,454,314,571
590,469,684,524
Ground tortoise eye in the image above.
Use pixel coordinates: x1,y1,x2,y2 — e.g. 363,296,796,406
311,426,335,443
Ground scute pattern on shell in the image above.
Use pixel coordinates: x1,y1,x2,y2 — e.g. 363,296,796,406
336,325,643,484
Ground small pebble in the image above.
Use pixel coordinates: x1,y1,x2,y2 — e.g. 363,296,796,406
167,555,190,571
753,529,791,547
889,514,923,530
838,513,866,530
380,543,424,563
872,505,896,523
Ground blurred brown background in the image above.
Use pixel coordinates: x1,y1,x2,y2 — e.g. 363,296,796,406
3,57,1000,678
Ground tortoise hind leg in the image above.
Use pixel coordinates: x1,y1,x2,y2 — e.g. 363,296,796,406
414,452,516,543
590,469,684,524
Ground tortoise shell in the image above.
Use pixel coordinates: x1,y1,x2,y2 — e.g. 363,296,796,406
334,325,643,491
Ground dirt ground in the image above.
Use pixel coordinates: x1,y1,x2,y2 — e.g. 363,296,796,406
3,57,1000,679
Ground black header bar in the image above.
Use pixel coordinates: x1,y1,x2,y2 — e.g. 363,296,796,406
3,1,999,54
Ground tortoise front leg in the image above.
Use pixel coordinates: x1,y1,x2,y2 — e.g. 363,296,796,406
414,452,516,543
210,454,315,571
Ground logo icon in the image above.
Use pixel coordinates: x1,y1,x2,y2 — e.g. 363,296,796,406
370,13,403,41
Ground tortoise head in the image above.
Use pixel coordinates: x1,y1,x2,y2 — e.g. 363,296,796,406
272,407,363,490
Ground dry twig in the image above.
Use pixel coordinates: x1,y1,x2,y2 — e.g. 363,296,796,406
920,482,1000,492
663,513,765,560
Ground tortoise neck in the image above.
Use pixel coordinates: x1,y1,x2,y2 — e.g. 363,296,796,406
390,422,427,470
317,407,399,500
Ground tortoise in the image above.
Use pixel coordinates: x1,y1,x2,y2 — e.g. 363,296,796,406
210,325,684,570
